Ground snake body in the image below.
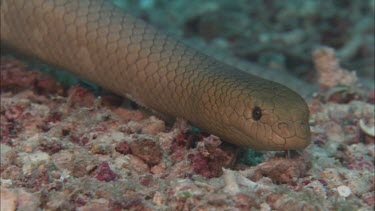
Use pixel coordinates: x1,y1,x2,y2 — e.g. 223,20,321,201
0,0,311,150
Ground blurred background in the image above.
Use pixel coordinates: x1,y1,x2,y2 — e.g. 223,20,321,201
113,0,374,84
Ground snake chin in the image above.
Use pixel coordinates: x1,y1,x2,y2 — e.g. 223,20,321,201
228,125,310,151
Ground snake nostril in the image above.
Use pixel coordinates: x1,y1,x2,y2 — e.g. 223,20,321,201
278,122,288,130
272,121,295,138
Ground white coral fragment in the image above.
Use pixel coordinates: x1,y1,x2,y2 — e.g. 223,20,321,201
337,185,352,198
222,168,240,194
359,118,375,137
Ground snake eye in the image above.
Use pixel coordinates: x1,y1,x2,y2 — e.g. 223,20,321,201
252,106,262,121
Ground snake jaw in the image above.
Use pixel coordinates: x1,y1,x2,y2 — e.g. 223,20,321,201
229,122,310,150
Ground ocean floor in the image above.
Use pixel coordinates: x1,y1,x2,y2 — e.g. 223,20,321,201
1,53,374,210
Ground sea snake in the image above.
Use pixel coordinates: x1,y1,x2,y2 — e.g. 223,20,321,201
0,0,311,150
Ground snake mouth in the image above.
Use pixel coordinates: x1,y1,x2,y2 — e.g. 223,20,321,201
228,126,285,150
228,124,310,150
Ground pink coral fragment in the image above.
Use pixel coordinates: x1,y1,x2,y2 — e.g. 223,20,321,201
5,105,23,120
95,162,117,182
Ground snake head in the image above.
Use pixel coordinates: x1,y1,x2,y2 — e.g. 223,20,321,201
223,76,311,150
196,70,311,151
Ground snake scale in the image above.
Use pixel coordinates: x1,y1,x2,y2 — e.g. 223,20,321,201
0,0,311,150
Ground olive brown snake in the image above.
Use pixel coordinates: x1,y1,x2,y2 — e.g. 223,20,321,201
0,0,311,150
